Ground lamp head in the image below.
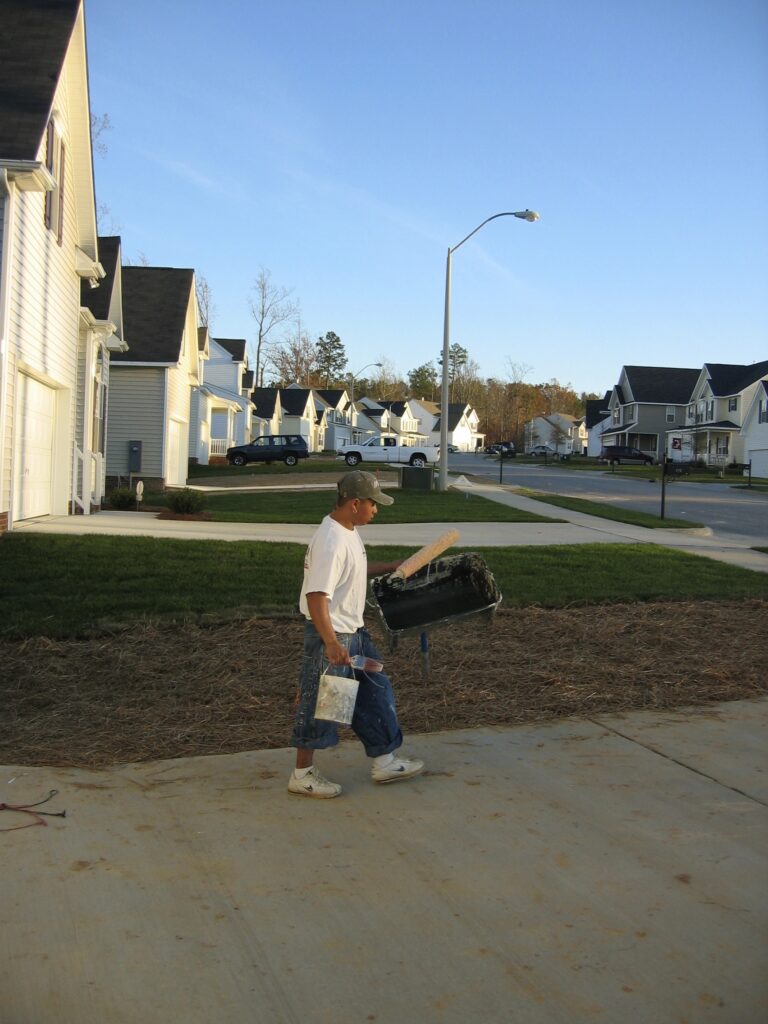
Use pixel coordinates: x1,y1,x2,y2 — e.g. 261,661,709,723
513,209,540,222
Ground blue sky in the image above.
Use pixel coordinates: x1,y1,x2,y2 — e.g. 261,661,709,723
85,0,768,396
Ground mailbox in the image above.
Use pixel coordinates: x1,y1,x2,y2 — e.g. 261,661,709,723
128,440,142,473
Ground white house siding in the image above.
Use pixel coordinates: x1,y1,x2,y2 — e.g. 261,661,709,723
6,182,80,521
106,366,165,478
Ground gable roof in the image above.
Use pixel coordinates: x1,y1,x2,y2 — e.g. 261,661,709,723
379,400,407,417
0,0,80,159
112,267,194,363
703,361,768,396
80,235,120,320
316,389,346,408
433,403,470,432
279,387,312,416
585,396,610,428
215,338,247,362
252,387,279,419
623,366,700,403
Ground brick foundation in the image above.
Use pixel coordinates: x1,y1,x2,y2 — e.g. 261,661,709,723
0,510,8,534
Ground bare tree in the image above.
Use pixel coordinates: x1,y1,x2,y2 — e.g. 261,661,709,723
195,272,216,329
248,268,299,387
369,358,406,400
266,323,319,387
90,112,112,157
95,201,121,235
123,251,150,266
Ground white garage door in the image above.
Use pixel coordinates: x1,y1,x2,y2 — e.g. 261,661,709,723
167,419,185,486
14,374,55,521
747,449,768,478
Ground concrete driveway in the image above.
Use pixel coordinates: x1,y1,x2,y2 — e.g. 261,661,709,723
2,701,766,1023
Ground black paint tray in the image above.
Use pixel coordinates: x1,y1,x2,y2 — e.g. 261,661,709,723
370,552,502,645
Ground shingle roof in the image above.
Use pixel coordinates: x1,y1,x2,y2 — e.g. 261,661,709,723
112,267,194,363
0,0,80,159
623,366,700,403
704,361,768,396
252,387,279,418
585,398,610,428
80,235,120,321
317,389,346,407
379,400,406,417
215,338,246,362
279,388,312,416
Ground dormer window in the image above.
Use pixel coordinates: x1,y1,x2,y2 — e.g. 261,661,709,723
44,118,66,245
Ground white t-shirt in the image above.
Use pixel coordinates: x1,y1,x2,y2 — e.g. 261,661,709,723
299,515,368,633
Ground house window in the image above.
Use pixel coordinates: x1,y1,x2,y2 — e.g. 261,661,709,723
759,400,768,424
666,406,675,423
705,399,714,420
728,398,738,412
44,118,66,245
612,407,620,424
716,436,729,456
687,404,695,421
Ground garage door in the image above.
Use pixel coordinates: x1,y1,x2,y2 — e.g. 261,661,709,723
14,374,55,520
167,419,185,486
747,448,768,478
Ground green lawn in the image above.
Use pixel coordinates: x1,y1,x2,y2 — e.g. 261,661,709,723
149,488,563,525
518,489,703,529
2,534,767,639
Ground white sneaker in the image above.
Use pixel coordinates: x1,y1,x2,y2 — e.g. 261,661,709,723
288,766,342,799
371,755,425,785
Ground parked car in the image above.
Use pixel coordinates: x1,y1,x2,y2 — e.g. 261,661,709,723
484,444,500,454
527,444,556,457
599,445,654,465
499,441,516,458
226,434,309,467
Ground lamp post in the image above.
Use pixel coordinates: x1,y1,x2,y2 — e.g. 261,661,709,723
347,361,382,442
438,210,539,492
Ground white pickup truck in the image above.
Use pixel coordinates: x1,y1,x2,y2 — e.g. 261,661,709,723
336,436,439,468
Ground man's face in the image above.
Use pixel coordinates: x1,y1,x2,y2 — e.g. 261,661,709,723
351,497,378,526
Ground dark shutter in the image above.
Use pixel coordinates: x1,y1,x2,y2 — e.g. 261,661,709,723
56,142,66,244
44,120,54,228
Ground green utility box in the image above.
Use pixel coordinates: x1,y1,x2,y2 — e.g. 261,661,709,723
399,466,434,492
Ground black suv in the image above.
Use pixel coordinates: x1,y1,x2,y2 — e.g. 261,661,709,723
226,434,309,467
599,445,654,465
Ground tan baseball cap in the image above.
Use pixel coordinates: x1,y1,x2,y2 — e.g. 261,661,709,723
337,470,394,506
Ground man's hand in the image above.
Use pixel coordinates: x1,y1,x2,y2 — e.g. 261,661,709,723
325,638,351,666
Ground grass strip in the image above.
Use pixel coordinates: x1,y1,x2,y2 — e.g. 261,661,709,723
186,457,383,479
149,488,562,524
517,489,702,529
2,534,767,638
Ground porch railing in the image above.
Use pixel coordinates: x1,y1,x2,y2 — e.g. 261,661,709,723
210,438,229,456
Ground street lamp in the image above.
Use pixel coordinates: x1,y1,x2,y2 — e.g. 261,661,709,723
347,361,382,441
438,210,539,491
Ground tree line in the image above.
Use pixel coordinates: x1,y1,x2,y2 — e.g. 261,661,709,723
210,267,598,448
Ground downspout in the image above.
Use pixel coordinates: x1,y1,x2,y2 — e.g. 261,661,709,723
0,171,16,530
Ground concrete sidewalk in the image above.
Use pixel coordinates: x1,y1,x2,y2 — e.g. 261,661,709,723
13,476,768,573
2,701,766,1023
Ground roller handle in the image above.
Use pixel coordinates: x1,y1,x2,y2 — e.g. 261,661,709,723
391,529,461,581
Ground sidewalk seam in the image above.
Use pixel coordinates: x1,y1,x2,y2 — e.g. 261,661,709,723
589,718,768,809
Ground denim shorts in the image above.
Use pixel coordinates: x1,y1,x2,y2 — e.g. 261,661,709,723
291,621,403,758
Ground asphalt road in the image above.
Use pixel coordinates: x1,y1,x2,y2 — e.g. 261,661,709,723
450,453,768,545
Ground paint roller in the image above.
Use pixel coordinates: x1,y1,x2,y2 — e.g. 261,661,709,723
389,528,461,582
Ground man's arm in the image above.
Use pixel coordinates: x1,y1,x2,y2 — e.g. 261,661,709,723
367,559,402,577
305,591,350,666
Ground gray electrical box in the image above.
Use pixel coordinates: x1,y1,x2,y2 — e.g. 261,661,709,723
128,440,142,473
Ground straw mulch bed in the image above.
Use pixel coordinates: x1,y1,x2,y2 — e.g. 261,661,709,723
2,600,766,769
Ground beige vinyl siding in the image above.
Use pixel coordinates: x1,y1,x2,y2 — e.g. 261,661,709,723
105,366,165,477
0,350,16,515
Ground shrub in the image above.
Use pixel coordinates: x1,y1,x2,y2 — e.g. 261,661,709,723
166,488,206,515
108,487,136,510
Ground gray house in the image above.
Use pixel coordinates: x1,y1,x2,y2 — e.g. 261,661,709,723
601,366,701,460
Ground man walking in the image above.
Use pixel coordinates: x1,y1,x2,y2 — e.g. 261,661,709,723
288,470,424,798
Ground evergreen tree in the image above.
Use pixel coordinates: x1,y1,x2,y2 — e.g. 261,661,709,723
316,331,347,388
